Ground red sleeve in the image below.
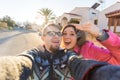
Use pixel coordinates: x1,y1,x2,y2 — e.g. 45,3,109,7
80,41,111,62
100,30,120,65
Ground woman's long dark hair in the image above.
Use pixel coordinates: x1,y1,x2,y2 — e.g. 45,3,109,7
61,24,86,47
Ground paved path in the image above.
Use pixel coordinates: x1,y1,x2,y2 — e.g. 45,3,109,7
0,29,42,56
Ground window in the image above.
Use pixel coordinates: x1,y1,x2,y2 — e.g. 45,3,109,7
94,19,98,25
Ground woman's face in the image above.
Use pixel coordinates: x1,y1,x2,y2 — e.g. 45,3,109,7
62,27,77,49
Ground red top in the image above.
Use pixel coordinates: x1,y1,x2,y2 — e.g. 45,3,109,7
74,30,120,65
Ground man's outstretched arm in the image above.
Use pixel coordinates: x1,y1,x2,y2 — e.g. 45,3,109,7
69,56,120,80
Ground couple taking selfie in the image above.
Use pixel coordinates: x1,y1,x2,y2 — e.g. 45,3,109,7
0,22,120,80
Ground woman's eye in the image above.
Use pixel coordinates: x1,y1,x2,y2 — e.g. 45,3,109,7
62,33,67,35
70,33,75,36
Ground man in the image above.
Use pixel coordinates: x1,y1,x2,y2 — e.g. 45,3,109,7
0,23,120,80
0,24,77,80
28,23,77,80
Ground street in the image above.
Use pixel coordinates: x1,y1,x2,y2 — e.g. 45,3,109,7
0,29,42,56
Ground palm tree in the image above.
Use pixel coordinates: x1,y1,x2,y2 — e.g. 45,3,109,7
38,8,53,25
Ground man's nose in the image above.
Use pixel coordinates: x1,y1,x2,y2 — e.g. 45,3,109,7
54,34,59,37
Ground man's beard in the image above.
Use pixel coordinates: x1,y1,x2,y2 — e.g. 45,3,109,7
49,45,59,54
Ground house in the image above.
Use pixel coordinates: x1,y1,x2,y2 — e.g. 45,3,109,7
58,7,100,27
98,1,120,33
58,1,120,33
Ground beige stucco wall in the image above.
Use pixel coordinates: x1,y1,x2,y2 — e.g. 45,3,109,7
58,1,120,32
58,7,99,25
70,7,90,24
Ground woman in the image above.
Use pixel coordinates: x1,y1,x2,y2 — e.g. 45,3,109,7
61,23,120,65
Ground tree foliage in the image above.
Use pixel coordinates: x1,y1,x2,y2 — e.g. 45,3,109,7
38,8,54,25
2,15,15,27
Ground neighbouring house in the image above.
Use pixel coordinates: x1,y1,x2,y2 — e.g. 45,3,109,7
26,23,40,32
105,9,120,34
98,1,120,33
58,1,120,33
58,7,99,27
29,23,40,32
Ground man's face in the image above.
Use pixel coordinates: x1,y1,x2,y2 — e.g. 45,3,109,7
41,26,62,53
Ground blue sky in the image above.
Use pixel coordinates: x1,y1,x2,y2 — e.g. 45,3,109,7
0,0,119,24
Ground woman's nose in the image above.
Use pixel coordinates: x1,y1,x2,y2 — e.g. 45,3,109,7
64,35,71,38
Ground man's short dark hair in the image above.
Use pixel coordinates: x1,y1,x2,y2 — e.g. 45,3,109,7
41,24,61,36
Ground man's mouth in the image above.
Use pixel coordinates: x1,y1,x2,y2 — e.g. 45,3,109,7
52,41,60,44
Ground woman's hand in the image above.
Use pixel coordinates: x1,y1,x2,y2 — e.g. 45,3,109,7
74,22,101,37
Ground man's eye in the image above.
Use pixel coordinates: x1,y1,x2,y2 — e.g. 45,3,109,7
49,32,55,35
47,32,54,36
57,32,62,36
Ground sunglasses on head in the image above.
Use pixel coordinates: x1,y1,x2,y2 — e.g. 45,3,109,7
44,31,62,37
